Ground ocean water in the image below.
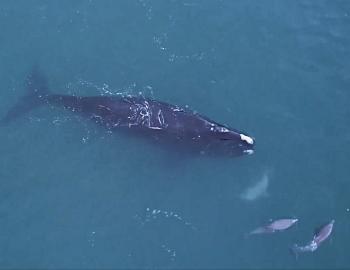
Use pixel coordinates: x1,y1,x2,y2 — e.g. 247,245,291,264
0,0,349,268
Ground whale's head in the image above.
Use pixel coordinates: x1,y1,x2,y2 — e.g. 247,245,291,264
154,110,255,157
204,122,255,157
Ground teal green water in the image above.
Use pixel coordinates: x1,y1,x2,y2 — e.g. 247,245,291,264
0,0,349,268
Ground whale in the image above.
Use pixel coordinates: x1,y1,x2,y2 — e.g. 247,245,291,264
2,68,255,157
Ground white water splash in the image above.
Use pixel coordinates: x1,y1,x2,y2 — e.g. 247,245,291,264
51,116,71,126
152,31,206,62
76,79,126,96
138,0,153,20
76,78,155,99
161,243,176,261
87,231,96,248
134,207,197,230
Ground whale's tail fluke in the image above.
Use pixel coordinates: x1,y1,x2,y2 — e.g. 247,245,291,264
1,67,50,125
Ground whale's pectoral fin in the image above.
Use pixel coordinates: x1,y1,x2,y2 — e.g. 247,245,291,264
1,67,50,125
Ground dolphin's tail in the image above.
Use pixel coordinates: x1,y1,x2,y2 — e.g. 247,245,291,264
1,67,50,125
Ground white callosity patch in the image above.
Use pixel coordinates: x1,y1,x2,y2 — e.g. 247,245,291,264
216,126,230,133
240,133,254,145
157,109,168,128
128,100,152,127
171,104,185,112
127,100,167,130
243,149,254,155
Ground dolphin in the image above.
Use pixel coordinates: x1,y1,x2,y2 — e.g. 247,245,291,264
240,172,269,201
248,218,298,235
2,68,255,157
290,220,335,258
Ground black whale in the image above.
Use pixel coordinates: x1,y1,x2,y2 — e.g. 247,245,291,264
2,69,255,157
